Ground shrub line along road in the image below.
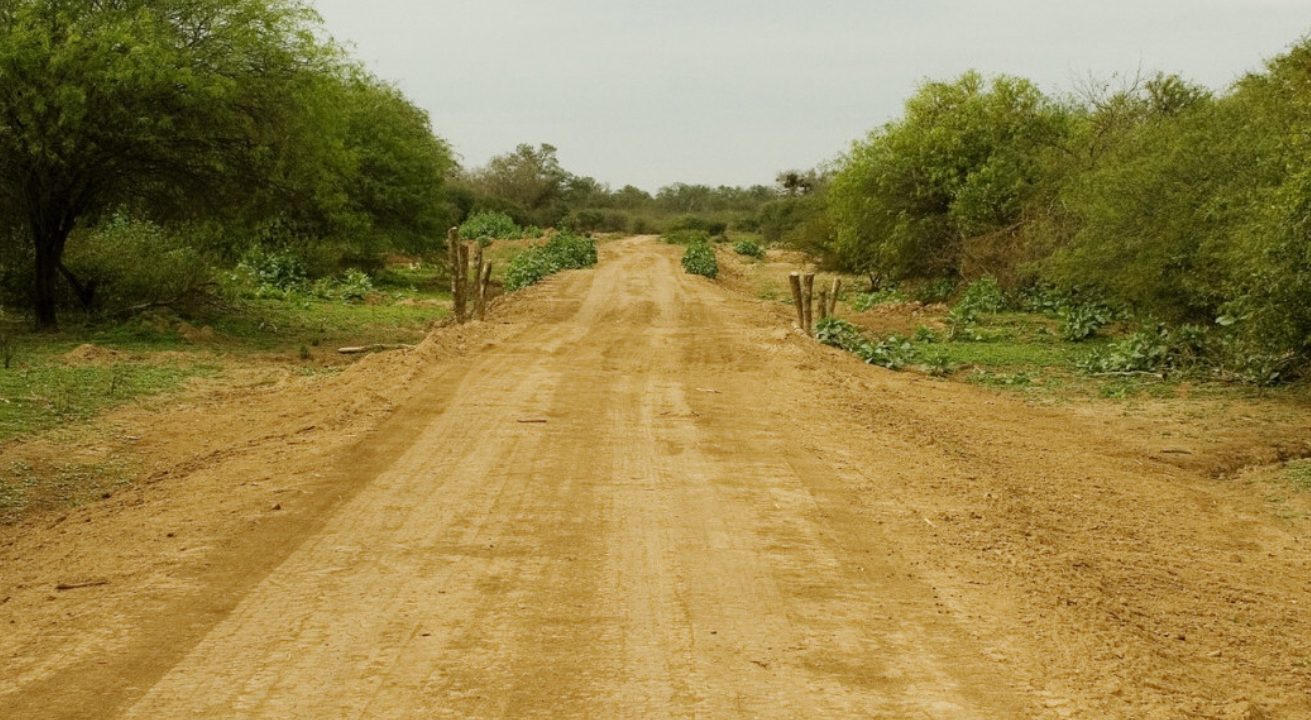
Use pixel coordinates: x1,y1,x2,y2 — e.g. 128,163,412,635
3,238,1309,718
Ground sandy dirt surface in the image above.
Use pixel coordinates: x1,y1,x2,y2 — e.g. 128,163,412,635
1,237,1308,719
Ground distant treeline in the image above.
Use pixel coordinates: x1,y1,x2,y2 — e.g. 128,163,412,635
447,142,778,237
766,36,1311,382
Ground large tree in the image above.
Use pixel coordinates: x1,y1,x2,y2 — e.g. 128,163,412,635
0,0,335,329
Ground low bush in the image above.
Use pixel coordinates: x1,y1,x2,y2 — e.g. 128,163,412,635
667,214,728,236
504,231,598,291
733,239,765,259
459,211,521,243
681,242,718,279
60,216,216,314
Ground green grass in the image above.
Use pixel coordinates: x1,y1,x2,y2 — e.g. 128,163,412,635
0,362,219,441
208,297,446,351
1286,461,1311,493
0,458,133,518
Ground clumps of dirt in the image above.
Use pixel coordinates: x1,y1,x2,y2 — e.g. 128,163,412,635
62,344,128,365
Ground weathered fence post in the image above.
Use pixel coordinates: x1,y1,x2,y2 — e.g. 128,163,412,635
829,278,842,317
481,262,493,312
447,228,464,323
818,288,830,321
456,242,470,322
789,272,806,333
802,273,816,336
472,242,486,321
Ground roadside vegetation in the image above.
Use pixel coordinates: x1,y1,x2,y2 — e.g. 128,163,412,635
755,37,1311,387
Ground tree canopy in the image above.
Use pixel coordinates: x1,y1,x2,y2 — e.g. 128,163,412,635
0,0,454,327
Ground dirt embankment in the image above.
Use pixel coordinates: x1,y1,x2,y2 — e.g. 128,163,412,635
0,237,1308,719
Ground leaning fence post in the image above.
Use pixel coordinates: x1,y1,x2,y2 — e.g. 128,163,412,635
789,272,806,333
802,273,816,336
829,278,842,317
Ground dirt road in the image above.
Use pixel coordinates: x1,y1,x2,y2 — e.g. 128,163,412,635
3,238,1309,718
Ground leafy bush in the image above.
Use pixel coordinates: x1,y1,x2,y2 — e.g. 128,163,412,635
733,239,765,259
1058,302,1113,341
815,317,919,370
238,247,308,294
62,216,215,313
667,214,728,236
503,232,598,291
957,276,1006,314
459,211,521,243
681,242,719,279
310,269,374,302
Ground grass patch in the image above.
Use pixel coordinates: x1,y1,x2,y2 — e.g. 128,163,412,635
1286,461,1311,493
0,362,219,441
0,458,133,519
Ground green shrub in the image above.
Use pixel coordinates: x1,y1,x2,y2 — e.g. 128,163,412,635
459,211,521,243
681,242,719,279
663,229,712,245
667,215,728,236
503,231,598,291
237,246,308,295
815,317,919,370
733,239,765,259
62,215,215,314
1058,302,1113,341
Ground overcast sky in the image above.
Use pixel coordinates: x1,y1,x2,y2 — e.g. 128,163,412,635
310,1,1311,191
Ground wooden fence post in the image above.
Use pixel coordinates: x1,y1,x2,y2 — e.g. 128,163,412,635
446,228,464,323
472,242,486,321
789,272,806,333
802,273,815,335
829,278,842,317
481,262,493,312
456,242,470,323
818,288,830,321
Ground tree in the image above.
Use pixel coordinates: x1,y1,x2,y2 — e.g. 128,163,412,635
828,72,1066,282
469,143,572,227
0,0,336,329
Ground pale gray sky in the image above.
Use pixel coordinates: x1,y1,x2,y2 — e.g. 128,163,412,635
311,1,1311,191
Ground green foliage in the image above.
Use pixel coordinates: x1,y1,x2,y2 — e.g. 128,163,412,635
663,230,712,246
681,243,719,279
62,215,215,314
815,317,919,370
733,239,765,259
503,232,599,291
829,72,1065,281
667,215,728,236
459,211,521,243
851,288,907,311
238,248,309,295
1058,302,1113,342
946,276,1007,337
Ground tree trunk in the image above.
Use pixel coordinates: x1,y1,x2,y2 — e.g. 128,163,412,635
31,213,75,332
